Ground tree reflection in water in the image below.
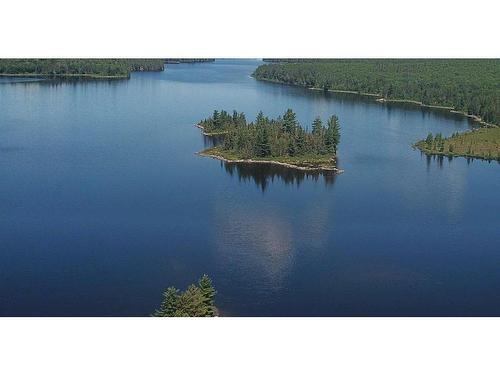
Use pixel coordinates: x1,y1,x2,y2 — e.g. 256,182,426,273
222,162,336,192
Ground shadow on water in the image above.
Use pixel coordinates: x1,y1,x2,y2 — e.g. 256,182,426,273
0,77,128,87
222,162,336,192
423,152,499,171
203,134,225,148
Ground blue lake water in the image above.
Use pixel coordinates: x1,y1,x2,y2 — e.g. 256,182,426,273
1,59,499,316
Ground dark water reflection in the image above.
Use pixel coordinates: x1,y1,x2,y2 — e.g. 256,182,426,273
222,162,336,192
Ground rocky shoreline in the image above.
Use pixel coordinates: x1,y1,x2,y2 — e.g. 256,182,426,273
197,151,343,173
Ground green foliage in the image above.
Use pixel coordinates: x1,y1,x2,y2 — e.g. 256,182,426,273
152,287,179,317
253,59,500,125
425,133,434,148
0,59,164,78
198,274,217,317
198,109,340,160
153,275,217,317
282,109,298,133
415,127,500,161
199,109,246,134
326,115,341,154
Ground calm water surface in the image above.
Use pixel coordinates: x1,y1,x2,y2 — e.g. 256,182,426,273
1,60,499,316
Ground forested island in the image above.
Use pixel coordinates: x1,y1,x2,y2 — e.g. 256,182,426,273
197,109,341,171
415,127,500,161
0,59,165,78
253,59,499,126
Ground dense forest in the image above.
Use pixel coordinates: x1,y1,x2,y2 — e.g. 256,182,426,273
153,275,217,317
253,59,500,125
165,58,215,64
0,59,164,78
198,109,340,160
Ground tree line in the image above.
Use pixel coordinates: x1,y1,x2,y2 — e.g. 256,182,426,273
253,59,500,125
153,275,217,317
165,58,215,64
199,109,340,159
0,59,165,77
417,128,500,161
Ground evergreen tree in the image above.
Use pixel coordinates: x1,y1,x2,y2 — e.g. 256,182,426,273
152,287,179,317
237,112,247,127
198,274,217,317
256,110,266,127
213,110,220,130
153,275,218,317
255,124,271,157
174,285,207,317
425,133,434,148
295,127,306,154
312,117,323,135
282,109,298,133
326,115,341,155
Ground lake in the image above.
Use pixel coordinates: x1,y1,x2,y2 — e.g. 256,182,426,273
1,59,499,316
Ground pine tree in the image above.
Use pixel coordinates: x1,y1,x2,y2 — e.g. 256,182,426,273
282,109,298,133
256,110,266,127
198,274,217,317
295,128,306,154
152,287,179,317
425,133,434,148
174,285,207,317
312,117,323,135
255,124,271,157
213,110,220,129
153,275,218,317
325,115,341,155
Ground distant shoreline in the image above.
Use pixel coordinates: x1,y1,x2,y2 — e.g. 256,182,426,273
255,77,496,127
0,73,129,79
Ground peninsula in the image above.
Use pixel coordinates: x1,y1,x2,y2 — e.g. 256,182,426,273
415,127,500,161
254,59,499,126
197,109,342,172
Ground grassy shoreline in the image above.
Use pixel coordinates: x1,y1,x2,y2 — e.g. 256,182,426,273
414,127,500,161
198,147,342,172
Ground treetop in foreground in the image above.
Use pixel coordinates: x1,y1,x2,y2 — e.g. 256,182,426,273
153,274,217,317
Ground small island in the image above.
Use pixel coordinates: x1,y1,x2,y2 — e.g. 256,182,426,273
415,127,500,161
197,109,342,172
